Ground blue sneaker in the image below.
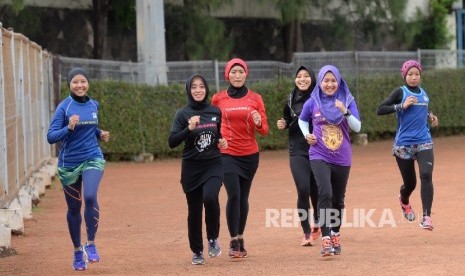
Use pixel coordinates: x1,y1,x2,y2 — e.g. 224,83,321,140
73,250,87,271
192,252,205,265
83,243,100,263
208,239,221,258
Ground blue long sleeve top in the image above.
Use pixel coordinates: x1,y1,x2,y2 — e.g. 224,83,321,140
47,95,104,168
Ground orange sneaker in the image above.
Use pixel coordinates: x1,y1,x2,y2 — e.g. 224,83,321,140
310,227,321,244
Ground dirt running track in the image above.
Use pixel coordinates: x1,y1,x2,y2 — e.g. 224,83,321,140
1,136,465,275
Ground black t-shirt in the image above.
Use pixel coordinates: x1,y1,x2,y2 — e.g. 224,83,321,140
168,104,222,160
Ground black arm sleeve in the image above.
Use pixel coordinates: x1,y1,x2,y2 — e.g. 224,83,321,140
168,128,190,148
282,102,292,129
217,110,223,140
377,87,404,115
168,109,190,148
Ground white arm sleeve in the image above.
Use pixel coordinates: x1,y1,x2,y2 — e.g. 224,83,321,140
347,115,361,133
298,118,310,137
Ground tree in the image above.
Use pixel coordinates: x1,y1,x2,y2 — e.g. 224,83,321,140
320,0,454,51
183,0,233,60
92,0,136,59
1,0,24,14
275,0,320,62
321,0,408,50
411,0,455,49
92,0,110,59
0,0,24,19
165,0,233,60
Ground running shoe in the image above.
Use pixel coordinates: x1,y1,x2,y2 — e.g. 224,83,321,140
320,236,333,257
419,216,434,231
192,252,205,265
331,232,341,255
73,249,87,271
399,195,415,221
83,243,100,263
301,233,312,246
238,238,247,258
208,239,221,258
229,239,241,258
310,226,321,244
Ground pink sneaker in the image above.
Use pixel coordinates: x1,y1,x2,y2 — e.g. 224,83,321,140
419,216,434,231
399,195,415,221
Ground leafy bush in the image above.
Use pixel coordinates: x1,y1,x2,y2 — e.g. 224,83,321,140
60,68,465,160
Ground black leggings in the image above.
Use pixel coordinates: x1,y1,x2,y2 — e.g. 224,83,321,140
396,148,434,217
289,155,319,233
310,160,350,238
185,177,222,254
224,172,255,238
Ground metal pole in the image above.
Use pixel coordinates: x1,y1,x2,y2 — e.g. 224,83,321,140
214,59,219,92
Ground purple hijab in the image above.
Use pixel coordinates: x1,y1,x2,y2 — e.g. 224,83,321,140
311,65,354,124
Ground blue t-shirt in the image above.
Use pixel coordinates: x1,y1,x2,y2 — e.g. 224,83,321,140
47,96,104,167
394,86,432,146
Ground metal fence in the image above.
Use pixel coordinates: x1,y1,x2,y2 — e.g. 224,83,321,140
0,25,55,207
59,49,465,91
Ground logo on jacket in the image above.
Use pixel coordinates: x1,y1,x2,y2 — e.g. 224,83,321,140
195,130,215,152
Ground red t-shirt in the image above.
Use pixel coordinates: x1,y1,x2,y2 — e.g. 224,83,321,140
212,89,268,156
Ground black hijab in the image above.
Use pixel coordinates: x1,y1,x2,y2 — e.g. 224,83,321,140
185,74,209,110
292,65,316,103
287,65,316,120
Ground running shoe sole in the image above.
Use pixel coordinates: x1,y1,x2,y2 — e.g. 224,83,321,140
420,223,434,231
321,250,333,257
228,252,243,258
83,245,100,263
192,260,205,265
192,254,205,265
208,250,222,258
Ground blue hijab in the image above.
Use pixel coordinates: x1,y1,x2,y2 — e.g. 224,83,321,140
311,65,354,124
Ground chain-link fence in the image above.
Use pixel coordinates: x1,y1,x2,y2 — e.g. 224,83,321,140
59,49,465,91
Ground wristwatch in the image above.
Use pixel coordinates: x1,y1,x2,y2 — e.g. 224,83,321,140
343,109,351,117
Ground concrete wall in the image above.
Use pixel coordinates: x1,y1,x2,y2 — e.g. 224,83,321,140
168,0,432,21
